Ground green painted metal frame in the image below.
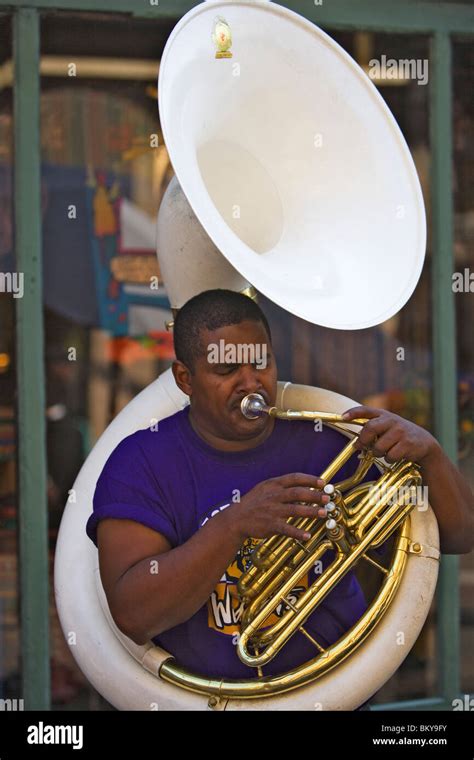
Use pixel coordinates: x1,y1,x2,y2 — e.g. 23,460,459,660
7,0,468,711
1,0,474,33
13,8,50,710
429,31,460,705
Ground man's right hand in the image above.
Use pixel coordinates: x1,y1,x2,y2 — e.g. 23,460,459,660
98,474,331,644
226,473,331,542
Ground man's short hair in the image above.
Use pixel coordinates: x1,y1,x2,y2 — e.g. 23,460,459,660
173,289,272,372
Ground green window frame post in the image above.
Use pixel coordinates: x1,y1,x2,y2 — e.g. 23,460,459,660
13,6,51,711
430,30,460,706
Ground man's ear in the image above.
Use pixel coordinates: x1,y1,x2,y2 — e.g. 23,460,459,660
172,360,193,397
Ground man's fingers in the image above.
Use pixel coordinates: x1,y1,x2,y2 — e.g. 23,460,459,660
356,417,393,448
278,503,328,520
276,473,326,489
279,523,314,542
369,428,401,458
342,405,382,420
283,487,330,505
384,442,407,464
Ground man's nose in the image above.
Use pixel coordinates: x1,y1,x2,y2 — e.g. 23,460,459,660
235,364,264,393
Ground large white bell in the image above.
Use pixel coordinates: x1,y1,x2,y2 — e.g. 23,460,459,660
158,0,426,328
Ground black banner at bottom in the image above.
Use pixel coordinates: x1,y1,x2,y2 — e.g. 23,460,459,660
0,709,472,757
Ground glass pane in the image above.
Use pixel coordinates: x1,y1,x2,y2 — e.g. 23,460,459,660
0,14,21,706
453,36,474,698
40,11,175,709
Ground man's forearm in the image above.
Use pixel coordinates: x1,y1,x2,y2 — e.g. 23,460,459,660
419,440,474,554
114,505,244,644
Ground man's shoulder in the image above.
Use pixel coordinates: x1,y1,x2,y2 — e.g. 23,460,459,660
100,407,188,478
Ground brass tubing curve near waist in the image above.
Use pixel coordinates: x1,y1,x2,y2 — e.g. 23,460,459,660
239,520,328,604
241,538,332,634
159,519,413,699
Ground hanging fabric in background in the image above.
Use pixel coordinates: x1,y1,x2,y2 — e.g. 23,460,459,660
39,164,173,357
85,166,172,341
37,86,175,356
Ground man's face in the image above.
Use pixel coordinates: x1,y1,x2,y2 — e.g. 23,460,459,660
172,319,277,445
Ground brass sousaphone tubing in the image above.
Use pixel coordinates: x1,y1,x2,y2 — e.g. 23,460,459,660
234,393,423,669
159,394,424,700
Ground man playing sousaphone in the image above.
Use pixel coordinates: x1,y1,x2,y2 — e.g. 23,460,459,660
86,288,473,710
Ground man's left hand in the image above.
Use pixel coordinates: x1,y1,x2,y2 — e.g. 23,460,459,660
342,406,439,465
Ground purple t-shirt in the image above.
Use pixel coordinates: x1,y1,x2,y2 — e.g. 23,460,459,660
86,405,380,680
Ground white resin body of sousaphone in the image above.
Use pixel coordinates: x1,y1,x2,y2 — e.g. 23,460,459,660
54,0,439,710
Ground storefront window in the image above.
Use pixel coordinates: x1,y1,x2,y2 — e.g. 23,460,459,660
453,36,474,696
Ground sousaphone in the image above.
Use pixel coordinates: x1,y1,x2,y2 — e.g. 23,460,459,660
54,0,439,710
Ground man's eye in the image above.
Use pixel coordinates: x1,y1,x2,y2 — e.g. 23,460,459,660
216,365,237,374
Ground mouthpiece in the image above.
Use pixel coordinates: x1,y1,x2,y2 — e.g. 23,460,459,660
240,393,267,419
